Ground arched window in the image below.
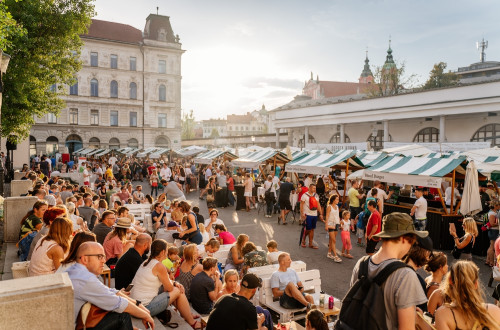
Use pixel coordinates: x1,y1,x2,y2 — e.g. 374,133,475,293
69,79,78,95
129,82,137,99
109,138,120,150
367,131,392,151
46,136,59,155
30,136,37,157
110,80,118,98
298,134,316,148
329,132,351,143
471,124,500,146
413,127,439,143
90,79,98,97
155,136,170,148
128,138,139,148
89,137,100,148
66,134,83,155
159,84,166,101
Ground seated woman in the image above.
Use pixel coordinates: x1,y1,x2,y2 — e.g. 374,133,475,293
102,217,135,266
56,231,97,273
197,238,221,260
29,217,73,276
18,200,48,260
66,202,86,232
176,244,203,301
214,224,236,245
224,234,249,273
27,206,67,260
306,309,328,330
130,239,202,329
204,209,224,238
242,241,268,274
434,261,500,329
176,201,203,245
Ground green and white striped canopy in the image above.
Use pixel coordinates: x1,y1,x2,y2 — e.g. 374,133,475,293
136,147,160,158
285,150,358,175
354,151,388,167
174,146,207,157
94,149,111,157
232,150,290,169
348,155,467,188
86,148,104,156
193,150,237,165
149,148,170,159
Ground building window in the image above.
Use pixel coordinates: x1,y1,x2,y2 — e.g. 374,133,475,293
90,52,98,67
158,113,167,128
110,110,118,126
89,137,100,148
155,136,170,148
329,132,351,143
47,113,57,124
69,80,78,95
90,78,98,97
413,127,439,143
471,124,500,146
159,84,166,101
90,109,99,126
367,131,392,151
46,136,59,155
110,80,118,98
128,138,139,148
130,112,137,127
50,84,56,92
110,54,118,69
130,57,136,71
30,136,37,157
109,138,120,150
129,82,137,99
158,60,166,73
298,134,316,148
69,108,78,125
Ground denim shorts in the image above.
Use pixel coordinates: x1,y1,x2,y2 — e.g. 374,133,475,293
488,229,499,241
145,292,170,317
280,292,306,309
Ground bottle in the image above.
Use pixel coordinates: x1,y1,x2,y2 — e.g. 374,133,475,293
328,296,334,309
319,291,325,308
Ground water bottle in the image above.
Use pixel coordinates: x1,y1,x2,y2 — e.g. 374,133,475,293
319,291,325,308
328,296,334,309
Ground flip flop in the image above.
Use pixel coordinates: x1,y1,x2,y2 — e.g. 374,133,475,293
301,243,307,248
309,245,319,249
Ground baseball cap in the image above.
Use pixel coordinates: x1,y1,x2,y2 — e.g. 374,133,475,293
167,221,179,228
374,212,428,239
241,273,262,289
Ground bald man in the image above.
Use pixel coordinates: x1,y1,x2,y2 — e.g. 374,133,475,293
115,233,152,290
65,242,155,329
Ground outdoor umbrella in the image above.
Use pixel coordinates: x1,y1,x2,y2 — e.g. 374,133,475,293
460,160,483,216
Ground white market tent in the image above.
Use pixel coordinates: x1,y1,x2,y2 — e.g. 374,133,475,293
136,147,160,158
94,149,111,157
174,146,207,158
355,151,388,167
285,150,359,175
74,148,94,156
232,149,290,170
193,150,237,165
86,148,104,156
149,148,170,159
382,144,434,157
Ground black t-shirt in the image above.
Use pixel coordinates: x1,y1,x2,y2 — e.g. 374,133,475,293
190,271,215,314
279,182,294,200
114,248,144,290
195,213,205,225
206,293,257,330
92,223,112,245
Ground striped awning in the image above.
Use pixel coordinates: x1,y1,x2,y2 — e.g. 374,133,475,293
354,151,388,167
86,149,104,156
174,146,207,157
232,150,290,169
285,150,358,175
348,155,467,188
149,148,170,159
75,148,94,156
94,149,111,157
291,150,309,160
136,147,159,158
194,150,237,165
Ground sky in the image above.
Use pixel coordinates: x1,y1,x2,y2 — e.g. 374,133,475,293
94,0,500,121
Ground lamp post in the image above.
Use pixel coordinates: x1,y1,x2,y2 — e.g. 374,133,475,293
0,50,12,196
251,135,255,148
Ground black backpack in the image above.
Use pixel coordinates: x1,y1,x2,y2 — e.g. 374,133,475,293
334,256,410,330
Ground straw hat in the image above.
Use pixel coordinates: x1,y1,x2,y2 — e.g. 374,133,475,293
114,217,132,229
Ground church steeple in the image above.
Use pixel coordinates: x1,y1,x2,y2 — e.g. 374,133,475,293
359,49,374,84
383,38,396,71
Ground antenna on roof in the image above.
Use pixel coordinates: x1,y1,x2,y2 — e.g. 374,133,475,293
476,38,488,63
156,6,159,15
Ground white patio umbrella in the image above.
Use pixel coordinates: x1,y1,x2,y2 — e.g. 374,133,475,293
460,160,483,216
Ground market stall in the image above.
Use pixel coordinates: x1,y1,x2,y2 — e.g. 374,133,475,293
193,150,237,165
173,146,207,158
149,148,170,159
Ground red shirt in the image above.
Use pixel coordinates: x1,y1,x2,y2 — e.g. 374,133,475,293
298,186,309,202
147,166,155,175
227,177,234,191
366,210,381,237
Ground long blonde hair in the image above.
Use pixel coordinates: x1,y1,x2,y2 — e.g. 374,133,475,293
235,234,249,257
39,217,73,253
463,217,478,238
441,261,499,329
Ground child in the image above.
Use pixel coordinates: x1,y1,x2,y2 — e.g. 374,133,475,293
266,240,282,264
199,223,210,244
355,211,366,247
162,246,180,280
214,224,236,245
340,210,353,259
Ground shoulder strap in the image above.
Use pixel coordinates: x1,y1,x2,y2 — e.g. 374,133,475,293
372,260,410,286
357,256,371,280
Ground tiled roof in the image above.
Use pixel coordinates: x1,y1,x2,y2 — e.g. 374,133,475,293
227,114,253,124
83,19,143,44
306,81,371,98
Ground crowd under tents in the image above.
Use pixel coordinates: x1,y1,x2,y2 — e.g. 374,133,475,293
149,148,170,159
173,146,207,158
193,150,237,165
231,149,290,179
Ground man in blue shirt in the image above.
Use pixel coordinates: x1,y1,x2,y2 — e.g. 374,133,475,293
65,242,154,329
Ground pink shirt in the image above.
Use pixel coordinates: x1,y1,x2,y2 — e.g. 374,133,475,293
495,236,500,258
103,234,123,261
218,231,236,244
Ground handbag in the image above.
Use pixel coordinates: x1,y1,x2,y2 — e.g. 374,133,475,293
76,302,109,330
451,245,462,259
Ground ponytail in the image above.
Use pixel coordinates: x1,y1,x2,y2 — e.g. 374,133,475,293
144,239,167,267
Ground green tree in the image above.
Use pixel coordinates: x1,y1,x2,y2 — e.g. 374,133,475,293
423,62,458,90
2,0,94,143
209,128,220,139
181,109,196,140
366,61,417,97
0,3,25,51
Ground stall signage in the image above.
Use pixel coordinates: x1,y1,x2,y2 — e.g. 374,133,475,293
362,170,442,188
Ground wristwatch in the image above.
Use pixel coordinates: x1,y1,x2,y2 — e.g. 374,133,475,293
136,300,142,306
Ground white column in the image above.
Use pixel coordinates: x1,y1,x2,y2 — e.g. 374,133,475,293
439,116,446,142
304,126,309,148
275,129,280,148
383,120,389,142
287,129,293,146
340,124,345,144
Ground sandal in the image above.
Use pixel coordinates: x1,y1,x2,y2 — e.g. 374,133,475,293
189,320,202,329
327,253,334,259
309,245,319,249
301,243,307,248
333,256,342,263
345,254,354,259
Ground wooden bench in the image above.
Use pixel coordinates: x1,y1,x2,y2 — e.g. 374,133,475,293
126,204,152,222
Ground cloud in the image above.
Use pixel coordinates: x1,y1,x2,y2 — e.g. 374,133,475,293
242,77,303,89
264,89,297,98
226,22,255,37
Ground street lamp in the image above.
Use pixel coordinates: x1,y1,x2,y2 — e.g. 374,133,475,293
0,50,11,196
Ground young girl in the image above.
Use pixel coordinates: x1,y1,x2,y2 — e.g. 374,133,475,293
325,194,341,263
340,210,353,259
198,223,210,244
217,269,240,299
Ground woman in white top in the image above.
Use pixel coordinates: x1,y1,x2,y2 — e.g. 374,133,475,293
325,194,341,263
66,202,85,232
130,239,202,329
486,201,500,266
204,209,224,238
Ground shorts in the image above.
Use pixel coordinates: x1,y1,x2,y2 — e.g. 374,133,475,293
488,229,499,241
328,228,336,233
356,228,365,239
349,206,361,219
279,292,306,309
244,191,252,197
366,238,379,254
414,219,427,231
279,199,292,211
305,215,318,230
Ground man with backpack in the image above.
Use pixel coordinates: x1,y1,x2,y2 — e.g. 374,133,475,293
335,212,428,330
300,183,323,249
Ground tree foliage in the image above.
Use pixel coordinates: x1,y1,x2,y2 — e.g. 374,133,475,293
181,109,196,140
366,61,417,97
2,0,94,143
422,62,458,90
0,3,26,51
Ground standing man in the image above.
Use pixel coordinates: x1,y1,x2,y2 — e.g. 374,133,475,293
365,200,381,256
348,180,365,221
160,162,171,182
445,181,461,211
114,233,152,290
216,168,228,207
300,184,323,249
226,172,235,207
410,187,427,231
278,177,294,225
368,181,393,215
